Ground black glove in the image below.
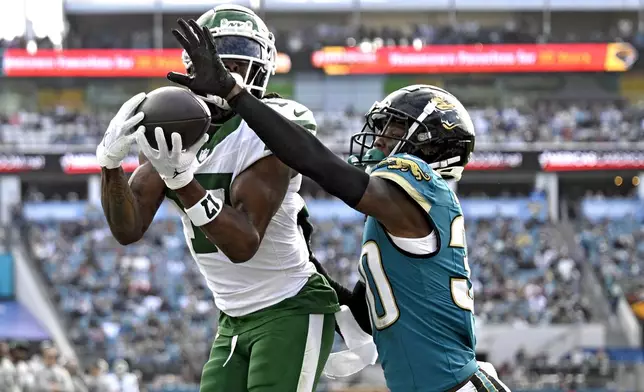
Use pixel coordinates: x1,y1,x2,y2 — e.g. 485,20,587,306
167,18,237,99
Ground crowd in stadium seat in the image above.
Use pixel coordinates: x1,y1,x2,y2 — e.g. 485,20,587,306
3,14,643,51
0,109,108,147
496,347,617,390
265,18,644,52
23,208,214,382
2,100,644,150
13,193,591,387
0,340,144,392
578,216,644,312
316,100,644,149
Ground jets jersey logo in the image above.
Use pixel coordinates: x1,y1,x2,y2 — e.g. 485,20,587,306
378,157,431,182
198,148,211,163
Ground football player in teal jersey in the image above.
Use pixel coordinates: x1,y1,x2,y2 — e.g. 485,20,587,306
169,21,511,392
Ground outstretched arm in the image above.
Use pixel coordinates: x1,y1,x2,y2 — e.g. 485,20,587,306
231,88,369,208
167,18,429,237
228,89,429,237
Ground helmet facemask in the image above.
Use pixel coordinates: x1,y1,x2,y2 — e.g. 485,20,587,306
350,100,471,181
182,8,277,108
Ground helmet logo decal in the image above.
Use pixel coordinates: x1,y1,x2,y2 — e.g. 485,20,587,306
218,19,254,32
430,96,461,131
376,157,431,182
432,96,456,111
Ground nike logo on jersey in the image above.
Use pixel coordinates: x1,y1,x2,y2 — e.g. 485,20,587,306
293,108,308,117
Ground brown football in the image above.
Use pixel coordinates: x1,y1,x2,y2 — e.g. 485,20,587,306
137,86,211,150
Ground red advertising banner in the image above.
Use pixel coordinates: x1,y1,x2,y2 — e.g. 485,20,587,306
538,151,644,172
2,49,292,77
59,154,139,174
312,43,638,75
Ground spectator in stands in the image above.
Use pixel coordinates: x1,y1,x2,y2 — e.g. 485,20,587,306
0,341,18,391
12,342,35,392
34,347,74,392
64,359,88,392
104,359,139,392
84,359,112,392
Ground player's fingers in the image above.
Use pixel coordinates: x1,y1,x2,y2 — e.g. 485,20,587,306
134,128,155,158
187,133,209,155
202,26,216,50
172,29,192,53
188,19,205,45
154,127,169,157
132,125,145,138
117,92,146,119
167,72,193,87
170,133,183,160
121,112,145,134
178,18,199,48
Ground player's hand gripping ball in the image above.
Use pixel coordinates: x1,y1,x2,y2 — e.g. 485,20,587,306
136,86,212,150
96,92,147,169
134,86,211,190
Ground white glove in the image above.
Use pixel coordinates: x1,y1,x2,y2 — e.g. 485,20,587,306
135,127,209,190
96,93,146,169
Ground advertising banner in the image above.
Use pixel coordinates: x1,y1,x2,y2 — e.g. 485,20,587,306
467,152,527,171
1,49,292,77
312,43,638,75
469,150,644,172
581,198,643,222
537,150,644,171
0,155,46,173
5,149,644,175
0,255,13,299
460,197,547,221
23,200,179,222
0,153,137,175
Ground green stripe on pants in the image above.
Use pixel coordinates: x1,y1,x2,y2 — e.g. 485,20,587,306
200,313,336,392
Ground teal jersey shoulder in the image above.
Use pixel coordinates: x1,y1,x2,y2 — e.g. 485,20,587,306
360,153,478,392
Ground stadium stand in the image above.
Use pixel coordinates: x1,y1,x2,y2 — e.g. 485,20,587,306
2,2,644,392
3,100,644,150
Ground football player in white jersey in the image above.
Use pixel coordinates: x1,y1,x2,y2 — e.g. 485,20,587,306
97,5,339,392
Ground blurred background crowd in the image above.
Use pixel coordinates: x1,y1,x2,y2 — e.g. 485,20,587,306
2,0,644,392
4,99,644,149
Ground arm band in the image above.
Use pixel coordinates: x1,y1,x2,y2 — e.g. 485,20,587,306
229,90,370,208
185,193,223,227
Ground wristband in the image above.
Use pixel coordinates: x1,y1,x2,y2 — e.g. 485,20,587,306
185,192,223,226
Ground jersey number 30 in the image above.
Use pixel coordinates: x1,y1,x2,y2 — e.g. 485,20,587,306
359,216,473,331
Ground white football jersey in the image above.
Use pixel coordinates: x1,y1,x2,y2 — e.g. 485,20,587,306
168,98,318,317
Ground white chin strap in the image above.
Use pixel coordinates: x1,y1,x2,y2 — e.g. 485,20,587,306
198,73,245,110
431,157,464,181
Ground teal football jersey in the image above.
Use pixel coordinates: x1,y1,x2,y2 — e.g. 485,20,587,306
359,153,478,392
